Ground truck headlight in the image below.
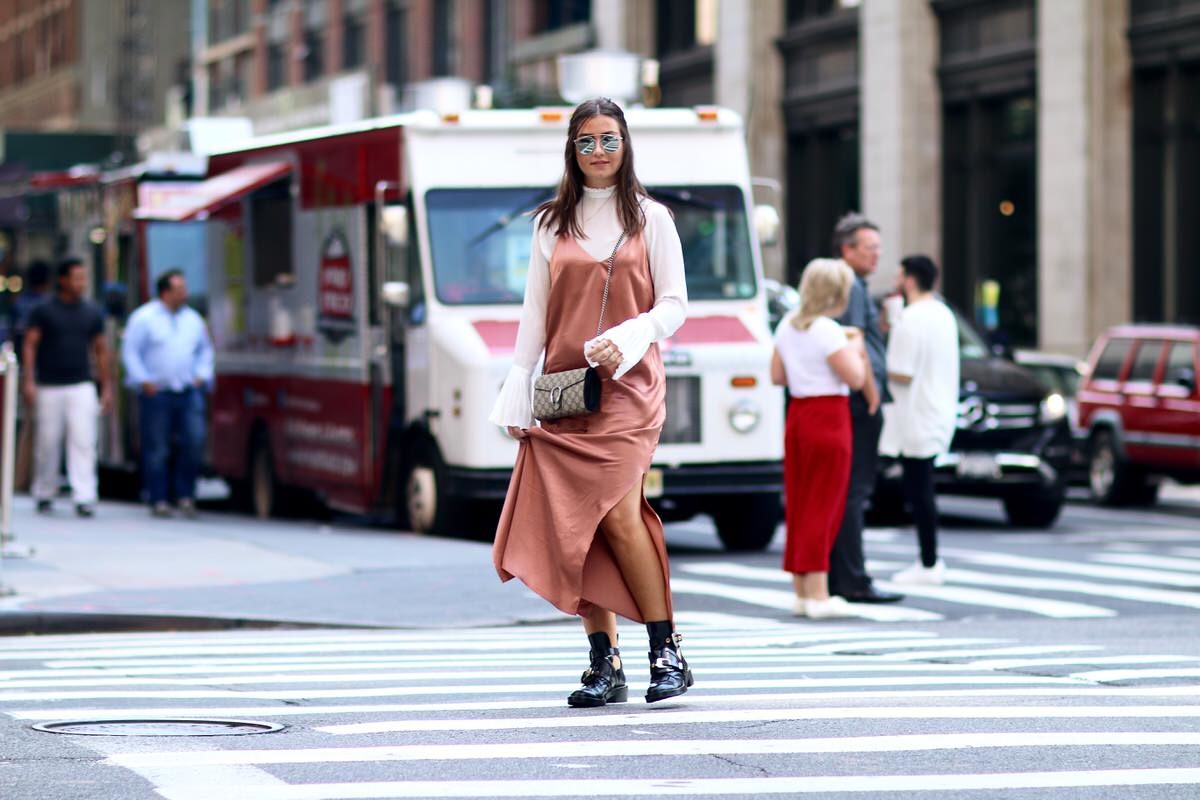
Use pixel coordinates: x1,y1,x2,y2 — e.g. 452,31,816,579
728,399,761,433
1039,393,1067,424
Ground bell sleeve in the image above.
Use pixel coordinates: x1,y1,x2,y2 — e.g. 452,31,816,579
488,226,550,429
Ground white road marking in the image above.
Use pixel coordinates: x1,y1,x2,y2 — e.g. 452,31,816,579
1072,667,1200,683
17,684,1200,720
682,563,1116,618
106,731,1200,767
315,703,1197,736
970,655,1200,670
0,674,1079,703
1092,553,1200,573
867,559,1200,611
936,548,1200,587
149,767,1200,799
669,577,944,621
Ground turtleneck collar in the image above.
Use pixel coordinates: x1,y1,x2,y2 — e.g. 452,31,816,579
582,184,616,199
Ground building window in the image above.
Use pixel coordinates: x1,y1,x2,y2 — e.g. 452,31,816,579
785,125,859,284
267,42,285,90
657,0,718,55
533,0,591,32
432,0,456,77
343,14,365,70
386,2,407,87
787,0,861,23
304,28,324,82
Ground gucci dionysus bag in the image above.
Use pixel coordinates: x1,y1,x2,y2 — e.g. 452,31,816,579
532,233,625,421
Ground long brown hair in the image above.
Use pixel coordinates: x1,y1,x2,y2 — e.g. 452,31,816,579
535,97,647,239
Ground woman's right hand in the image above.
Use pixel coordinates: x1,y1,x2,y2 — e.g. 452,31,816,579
507,426,529,439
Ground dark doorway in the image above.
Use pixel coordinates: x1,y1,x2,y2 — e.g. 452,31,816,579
942,94,1038,347
785,124,859,286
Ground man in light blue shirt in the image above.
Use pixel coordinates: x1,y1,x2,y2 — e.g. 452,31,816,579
122,270,214,517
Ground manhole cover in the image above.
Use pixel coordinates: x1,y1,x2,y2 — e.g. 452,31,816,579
32,718,285,737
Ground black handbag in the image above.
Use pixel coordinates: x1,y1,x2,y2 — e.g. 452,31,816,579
532,233,625,421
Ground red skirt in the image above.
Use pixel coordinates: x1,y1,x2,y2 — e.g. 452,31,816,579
782,395,852,574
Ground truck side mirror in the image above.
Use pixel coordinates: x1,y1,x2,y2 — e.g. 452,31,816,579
754,204,780,248
381,206,408,247
382,280,410,309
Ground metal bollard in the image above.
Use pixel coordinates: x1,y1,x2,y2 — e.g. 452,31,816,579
0,343,16,591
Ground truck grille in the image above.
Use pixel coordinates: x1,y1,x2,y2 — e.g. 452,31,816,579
956,397,1038,433
662,376,701,444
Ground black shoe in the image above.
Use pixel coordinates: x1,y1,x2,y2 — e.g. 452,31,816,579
645,622,693,703
36,500,52,514
75,504,95,518
567,632,628,708
835,587,905,604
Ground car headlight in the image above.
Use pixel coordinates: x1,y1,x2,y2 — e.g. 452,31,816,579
728,399,761,433
1039,392,1067,424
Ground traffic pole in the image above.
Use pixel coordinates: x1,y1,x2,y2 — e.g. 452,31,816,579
0,343,16,595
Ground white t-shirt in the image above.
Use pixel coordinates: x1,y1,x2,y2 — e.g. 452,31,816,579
773,315,851,398
879,298,960,458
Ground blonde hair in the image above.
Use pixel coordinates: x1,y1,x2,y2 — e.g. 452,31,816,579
790,258,855,331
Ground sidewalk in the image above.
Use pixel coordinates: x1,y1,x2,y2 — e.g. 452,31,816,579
0,496,561,634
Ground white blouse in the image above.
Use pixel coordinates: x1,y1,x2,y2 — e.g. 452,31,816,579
488,184,689,429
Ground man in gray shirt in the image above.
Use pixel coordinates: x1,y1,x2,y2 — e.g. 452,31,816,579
830,213,902,604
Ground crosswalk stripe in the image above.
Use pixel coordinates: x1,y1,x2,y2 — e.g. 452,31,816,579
681,563,1116,618
1092,553,1200,573
935,548,1200,587
315,703,1200,735
669,577,944,621
969,654,1200,670
105,731,1200,767
148,767,1200,799
865,559,1200,611
1071,667,1200,683
0,674,1079,703
13,684,1200,721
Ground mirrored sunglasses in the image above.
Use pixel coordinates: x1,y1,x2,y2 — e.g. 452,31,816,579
574,134,623,155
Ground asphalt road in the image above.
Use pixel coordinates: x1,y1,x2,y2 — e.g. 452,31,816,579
2,497,1199,799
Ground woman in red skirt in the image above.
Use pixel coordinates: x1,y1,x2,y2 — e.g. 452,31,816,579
771,258,876,619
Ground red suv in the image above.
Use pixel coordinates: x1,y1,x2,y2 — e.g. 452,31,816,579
1078,325,1200,505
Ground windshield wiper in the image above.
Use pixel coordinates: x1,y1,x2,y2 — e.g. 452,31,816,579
468,188,556,248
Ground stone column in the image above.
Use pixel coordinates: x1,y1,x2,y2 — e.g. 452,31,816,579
1037,0,1131,355
860,0,941,294
593,0,625,51
714,0,787,282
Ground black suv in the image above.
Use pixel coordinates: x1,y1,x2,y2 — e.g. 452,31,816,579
870,311,1074,528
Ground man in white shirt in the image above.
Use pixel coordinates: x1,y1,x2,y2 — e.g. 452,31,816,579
122,270,214,518
880,256,959,585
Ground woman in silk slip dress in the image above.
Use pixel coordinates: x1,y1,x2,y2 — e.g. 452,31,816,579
488,98,692,707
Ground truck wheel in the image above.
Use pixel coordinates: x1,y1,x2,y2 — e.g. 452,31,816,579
403,441,455,535
711,493,781,552
1002,483,1065,528
249,438,278,519
1089,430,1156,506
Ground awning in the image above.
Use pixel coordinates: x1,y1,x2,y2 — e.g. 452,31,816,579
134,162,291,222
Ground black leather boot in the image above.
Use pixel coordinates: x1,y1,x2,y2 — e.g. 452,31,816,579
567,632,628,708
645,620,693,703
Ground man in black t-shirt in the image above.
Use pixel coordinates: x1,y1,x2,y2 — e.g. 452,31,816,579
21,258,112,517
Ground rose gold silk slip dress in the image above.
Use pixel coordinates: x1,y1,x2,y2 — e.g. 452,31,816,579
493,231,672,623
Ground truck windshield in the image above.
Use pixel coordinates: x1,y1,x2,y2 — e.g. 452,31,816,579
425,185,757,305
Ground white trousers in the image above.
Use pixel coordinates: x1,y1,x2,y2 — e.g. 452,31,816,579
32,382,99,505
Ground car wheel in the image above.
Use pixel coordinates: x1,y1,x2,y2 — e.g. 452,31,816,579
1089,430,1156,507
1002,482,1065,528
403,440,457,535
711,493,781,552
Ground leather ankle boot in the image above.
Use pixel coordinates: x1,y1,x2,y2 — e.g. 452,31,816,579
645,620,693,703
567,632,628,708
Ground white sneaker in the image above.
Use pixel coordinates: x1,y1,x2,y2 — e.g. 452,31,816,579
804,596,855,620
792,597,807,617
891,559,946,586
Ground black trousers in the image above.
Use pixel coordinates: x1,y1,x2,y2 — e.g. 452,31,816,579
828,403,882,594
901,456,939,567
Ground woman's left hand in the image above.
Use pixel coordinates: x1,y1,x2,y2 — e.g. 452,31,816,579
586,338,623,368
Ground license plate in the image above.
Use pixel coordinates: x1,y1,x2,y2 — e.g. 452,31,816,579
643,468,664,499
957,453,998,479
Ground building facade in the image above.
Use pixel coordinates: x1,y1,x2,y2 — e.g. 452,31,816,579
0,0,190,136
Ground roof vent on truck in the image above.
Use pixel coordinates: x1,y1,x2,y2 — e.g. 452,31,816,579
558,50,645,106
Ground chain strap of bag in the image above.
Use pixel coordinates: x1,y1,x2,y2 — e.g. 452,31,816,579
531,232,626,421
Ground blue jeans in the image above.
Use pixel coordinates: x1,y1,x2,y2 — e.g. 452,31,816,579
139,387,206,505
